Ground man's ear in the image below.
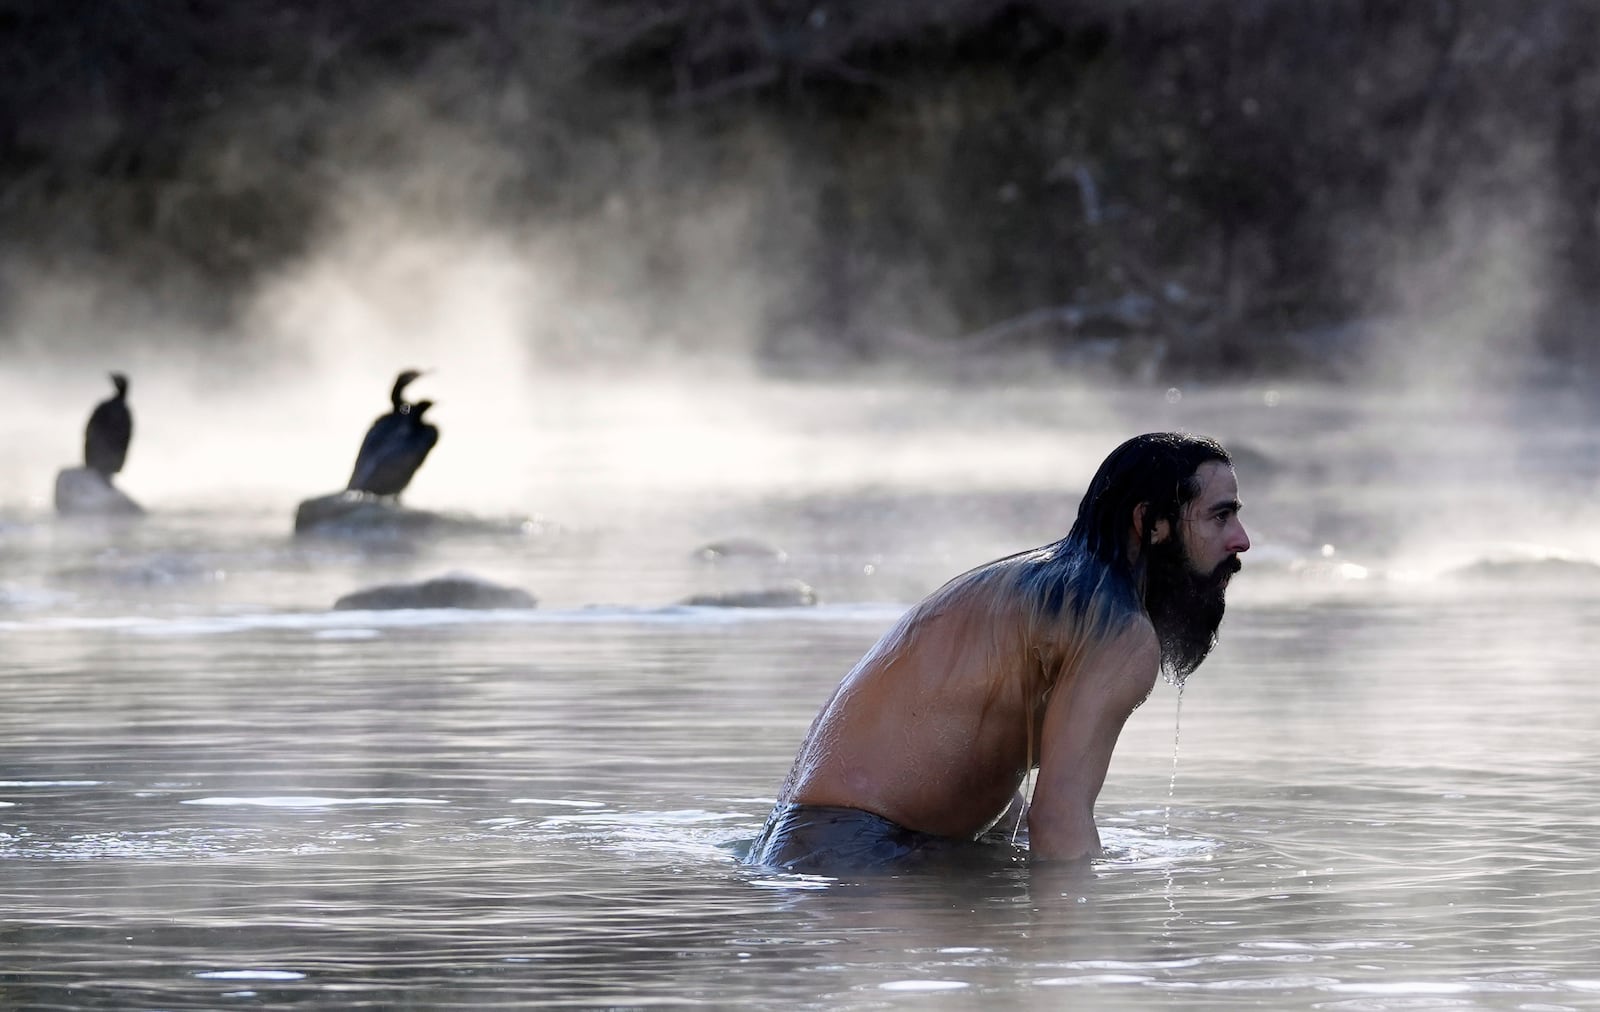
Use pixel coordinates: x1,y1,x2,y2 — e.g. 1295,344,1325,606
1133,503,1172,544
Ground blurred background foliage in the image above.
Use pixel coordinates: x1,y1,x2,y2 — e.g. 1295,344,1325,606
3,0,1599,380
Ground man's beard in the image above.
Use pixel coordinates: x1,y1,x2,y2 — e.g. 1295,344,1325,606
1144,536,1241,683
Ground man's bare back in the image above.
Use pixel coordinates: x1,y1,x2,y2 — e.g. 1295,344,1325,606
774,562,1160,854
748,434,1249,870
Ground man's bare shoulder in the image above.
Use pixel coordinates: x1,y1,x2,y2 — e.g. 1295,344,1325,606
1096,613,1159,657
1043,608,1158,710
1073,615,1161,704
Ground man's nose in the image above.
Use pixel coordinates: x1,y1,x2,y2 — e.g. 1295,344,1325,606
1229,521,1251,554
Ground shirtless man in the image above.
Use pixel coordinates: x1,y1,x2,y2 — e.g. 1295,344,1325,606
747,432,1250,869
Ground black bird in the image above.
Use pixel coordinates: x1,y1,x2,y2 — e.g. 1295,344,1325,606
347,370,423,493
347,399,439,499
84,372,133,480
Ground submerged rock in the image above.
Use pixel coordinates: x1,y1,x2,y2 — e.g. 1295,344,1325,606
333,573,537,611
691,537,789,563
680,579,818,608
54,466,143,518
57,555,224,588
1451,555,1600,583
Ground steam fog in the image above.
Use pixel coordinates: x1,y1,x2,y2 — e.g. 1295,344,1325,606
3,2,1600,816
5,5,1600,592
3,106,1596,592
0,93,1145,556
11,9,1600,1007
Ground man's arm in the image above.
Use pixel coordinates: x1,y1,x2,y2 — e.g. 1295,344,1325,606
1027,621,1161,861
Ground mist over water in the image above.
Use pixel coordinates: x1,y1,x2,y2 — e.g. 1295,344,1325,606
0,182,1144,552
3,90,1594,586
2,5,1594,562
8,7,1600,1009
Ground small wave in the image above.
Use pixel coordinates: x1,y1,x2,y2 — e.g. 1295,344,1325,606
1449,554,1600,581
56,555,228,588
0,601,906,637
1284,558,1373,582
180,796,451,808
0,582,74,610
1241,543,1377,583
508,798,607,808
745,873,835,890
0,780,104,787
877,980,971,992
531,806,757,864
1100,825,1221,866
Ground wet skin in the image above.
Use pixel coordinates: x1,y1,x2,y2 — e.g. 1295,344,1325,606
779,462,1250,861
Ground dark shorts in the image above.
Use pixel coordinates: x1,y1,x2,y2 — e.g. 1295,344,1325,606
746,802,1016,873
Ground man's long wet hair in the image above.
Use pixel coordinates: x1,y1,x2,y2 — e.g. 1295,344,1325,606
1012,431,1233,662
1070,432,1231,590
867,432,1232,795
883,432,1232,680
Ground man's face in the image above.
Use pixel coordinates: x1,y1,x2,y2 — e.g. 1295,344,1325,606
1176,461,1250,580
1144,461,1250,681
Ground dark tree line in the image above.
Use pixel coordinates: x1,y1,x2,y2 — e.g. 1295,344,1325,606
4,0,1600,378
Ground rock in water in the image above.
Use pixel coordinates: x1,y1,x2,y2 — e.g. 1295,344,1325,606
294,491,535,539
334,573,537,611
54,466,143,517
680,579,818,608
691,537,789,563
294,490,450,538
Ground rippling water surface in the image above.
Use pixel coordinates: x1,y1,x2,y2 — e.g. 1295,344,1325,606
5,382,1600,1009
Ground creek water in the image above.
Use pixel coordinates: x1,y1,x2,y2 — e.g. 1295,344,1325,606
4,379,1600,1009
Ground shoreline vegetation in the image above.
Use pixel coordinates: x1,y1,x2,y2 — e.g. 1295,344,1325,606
4,1,1599,384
